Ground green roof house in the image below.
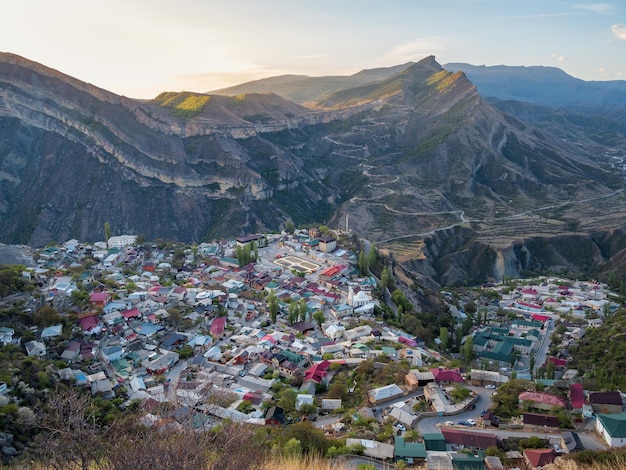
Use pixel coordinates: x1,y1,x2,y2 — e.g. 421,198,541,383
452,453,484,469
394,436,426,463
423,432,446,451
596,413,626,447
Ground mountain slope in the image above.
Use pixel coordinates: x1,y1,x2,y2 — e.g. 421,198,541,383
0,52,625,287
444,62,626,110
209,63,414,104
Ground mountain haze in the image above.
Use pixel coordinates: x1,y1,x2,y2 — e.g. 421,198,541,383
1,52,625,285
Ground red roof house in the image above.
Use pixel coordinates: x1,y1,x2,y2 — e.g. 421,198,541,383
89,291,110,307
210,316,226,336
570,383,584,410
440,429,499,449
531,314,551,322
430,368,465,383
519,391,566,411
524,448,557,468
78,315,99,332
547,357,568,368
304,360,331,384
121,307,142,320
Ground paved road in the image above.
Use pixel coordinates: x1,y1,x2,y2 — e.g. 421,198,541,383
417,386,607,452
417,386,493,434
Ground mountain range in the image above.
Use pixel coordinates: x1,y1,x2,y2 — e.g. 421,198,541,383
1,52,625,286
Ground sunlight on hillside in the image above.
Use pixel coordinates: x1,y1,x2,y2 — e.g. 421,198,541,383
152,91,211,118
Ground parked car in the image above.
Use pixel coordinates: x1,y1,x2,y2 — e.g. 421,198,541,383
444,421,454,426
457,421,470,426
467,419,476,426
485,384,496,389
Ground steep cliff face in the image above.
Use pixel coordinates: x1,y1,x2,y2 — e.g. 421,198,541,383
399,226,626,287
0,52,624,289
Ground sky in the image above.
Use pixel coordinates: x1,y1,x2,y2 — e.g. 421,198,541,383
2,0,626,98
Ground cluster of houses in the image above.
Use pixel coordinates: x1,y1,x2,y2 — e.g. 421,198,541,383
462,279,618,374
3,232,437,422
5,234,626,468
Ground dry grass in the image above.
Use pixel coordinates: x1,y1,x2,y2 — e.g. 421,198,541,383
263,454,340,470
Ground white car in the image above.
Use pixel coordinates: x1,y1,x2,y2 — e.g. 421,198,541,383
485,384,496,389
444,421,454,426
467,419,476,426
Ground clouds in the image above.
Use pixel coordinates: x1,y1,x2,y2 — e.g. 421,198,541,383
611,24,626,40
383,38,447,64
552,54,570,61
574,3,613,14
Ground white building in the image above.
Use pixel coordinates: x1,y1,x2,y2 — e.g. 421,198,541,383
596,413,626,447
108,235,137,248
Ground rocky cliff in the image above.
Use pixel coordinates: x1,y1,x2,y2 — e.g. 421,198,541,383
1,52,625,285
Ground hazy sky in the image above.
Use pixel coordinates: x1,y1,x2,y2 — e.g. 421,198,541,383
2,0,625,98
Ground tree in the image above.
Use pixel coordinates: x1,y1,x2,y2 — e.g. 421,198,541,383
104,221,111,245
464,301,477,315
33,388,105,470
511,349,520,368
367,242,377,272
327,382,348,401
298,299,308,322
439,327,449,351
277,388,297,414
285,221,295,234
34,306,62,328
358,250,367,276
381,265,389,292
283,437,302,457
178,345,194,360
287,302,299,325
267,290,279,323
313,310,325,328
463,336,474,363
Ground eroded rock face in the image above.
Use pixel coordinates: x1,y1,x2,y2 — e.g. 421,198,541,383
0,52,623,288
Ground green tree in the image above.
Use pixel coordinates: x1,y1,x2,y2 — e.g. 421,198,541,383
327,382,348,401
439,327,449,351
298,299,308,323
104,221,111,245
313,310,325,328
381,265,389,292
287,302,299,325
267,290,279,323
283,437,302,457
367,242,377,272
358,250,367,276
463,335,474,363
277,388,297,413
236,400,254,414
178,345,194,360
464,301,477,315
34,306,62,328
520,436,548,449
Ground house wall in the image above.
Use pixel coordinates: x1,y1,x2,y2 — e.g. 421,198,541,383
596,419,626,447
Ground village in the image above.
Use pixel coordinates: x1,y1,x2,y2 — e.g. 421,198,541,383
1,229,626,469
